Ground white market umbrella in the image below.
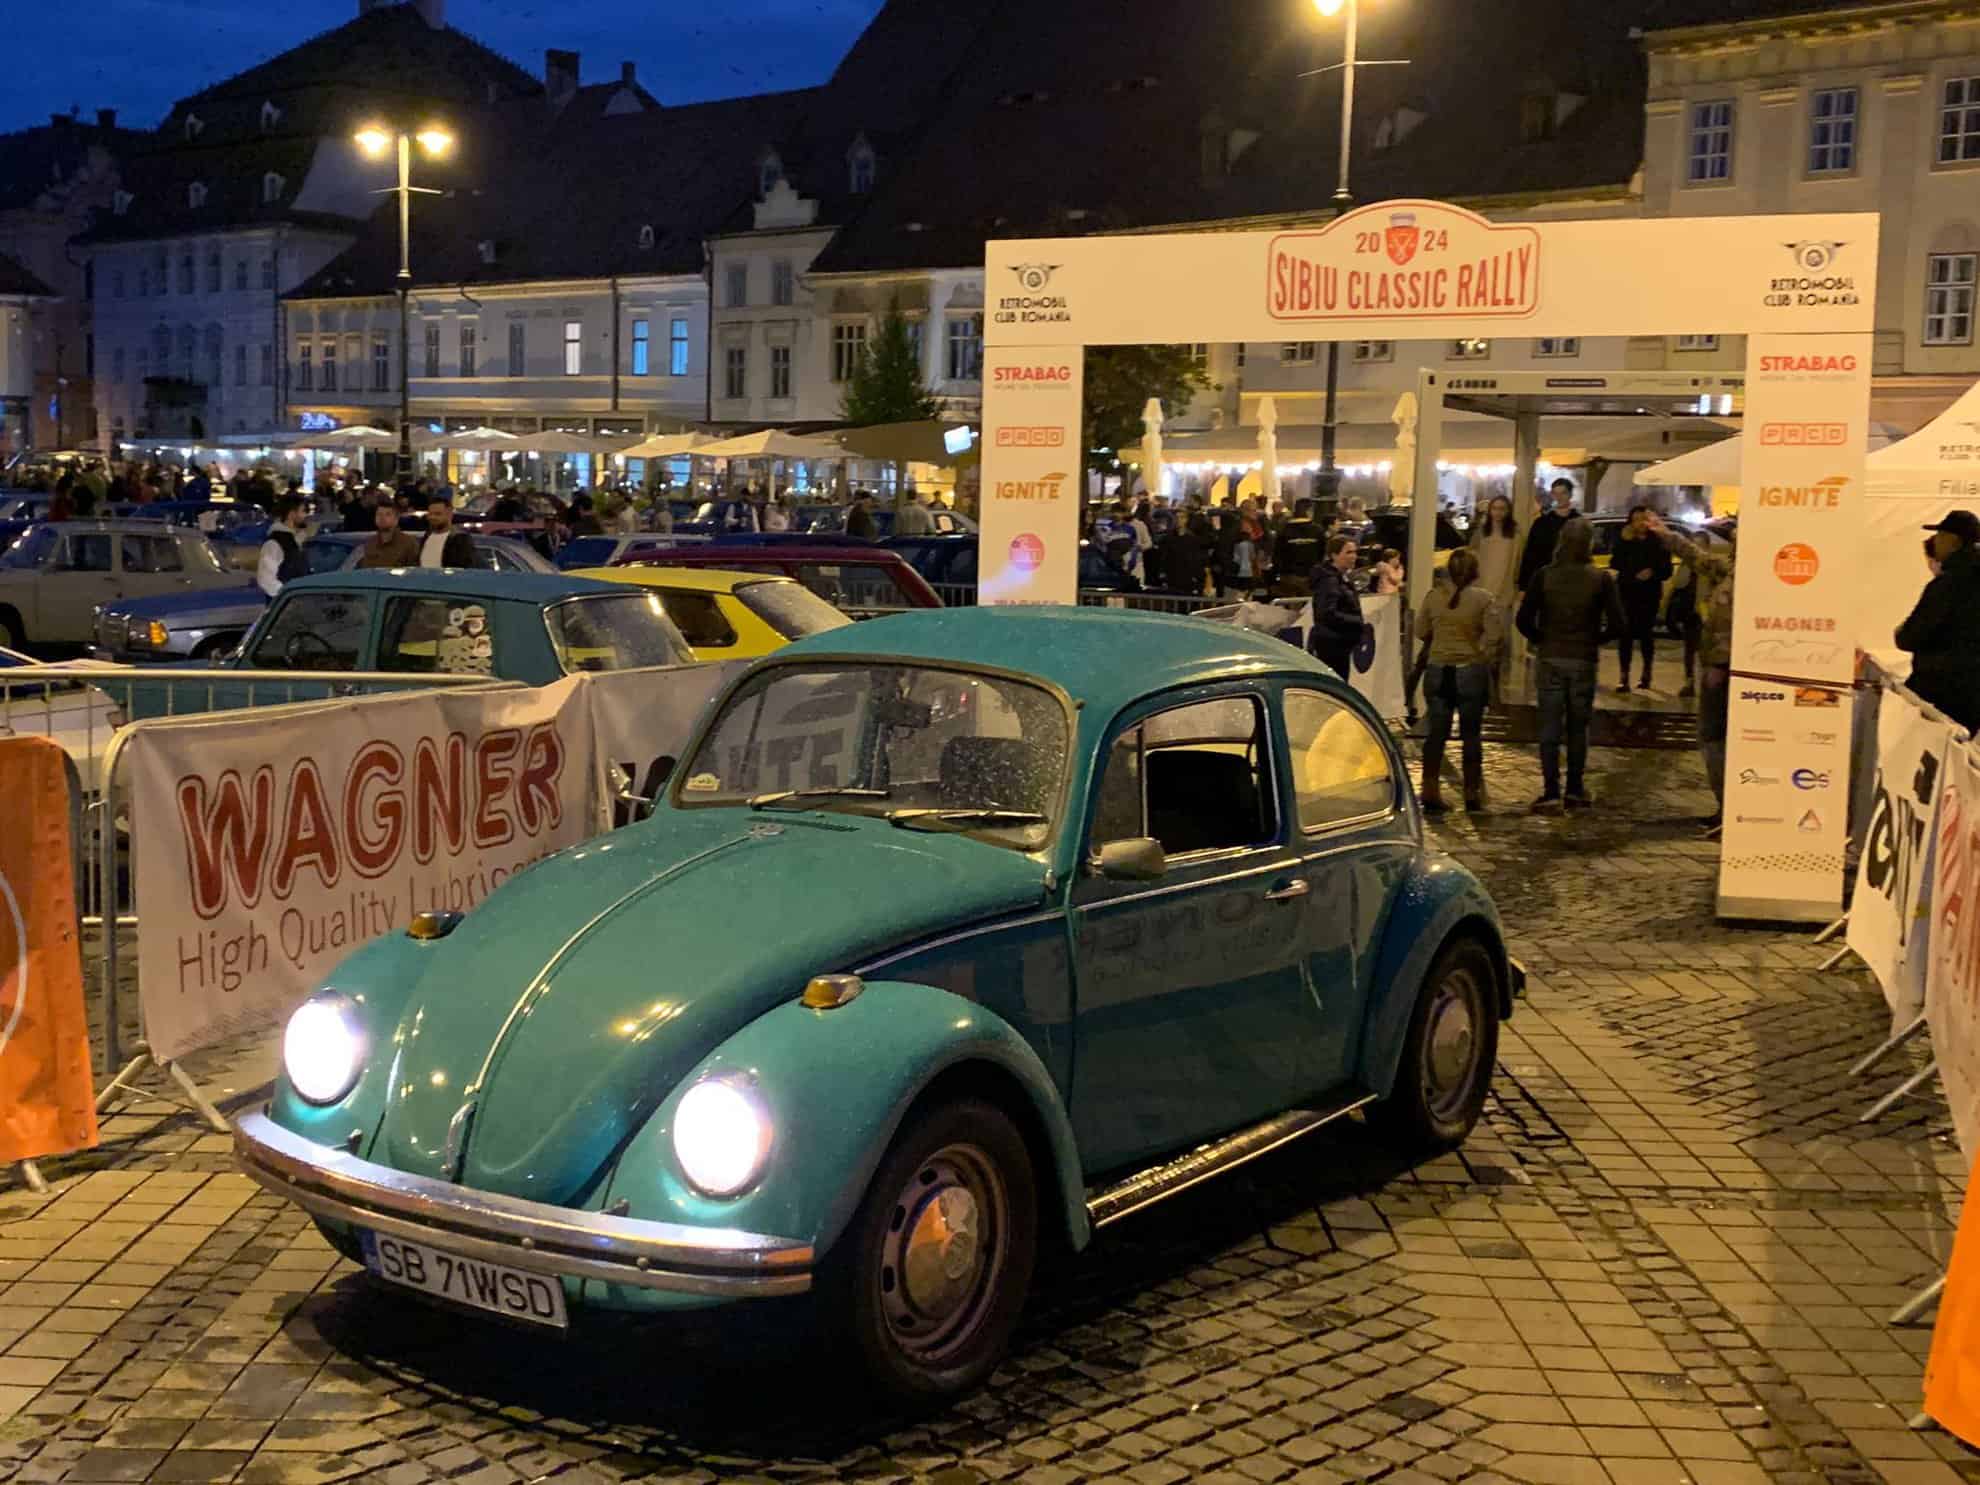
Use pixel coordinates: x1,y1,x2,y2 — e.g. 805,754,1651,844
413,426,521,452
522,430,637,456
307,425,398,451
1139,397,1164,501
694,428,851,462
1390,393,1418,502
623,431,716,460
1256,395,1280,507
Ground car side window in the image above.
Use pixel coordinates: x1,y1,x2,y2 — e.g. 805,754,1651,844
800,563,904,614
657,590,737,648
1283,689,1395,830
1093,696,1275,858
67,534,113,572
379,597,494,675
249,592,374,671
123,536,182,573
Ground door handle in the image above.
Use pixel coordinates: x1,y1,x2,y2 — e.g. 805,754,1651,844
1264,878,1310,902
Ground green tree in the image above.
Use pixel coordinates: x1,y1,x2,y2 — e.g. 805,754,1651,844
841,305,940,426
1082,345,1213,477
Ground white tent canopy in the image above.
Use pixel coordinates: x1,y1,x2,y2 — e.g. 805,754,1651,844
1636,424,1904,488
305,425,398,451
1858,380,1980,665
622,432,716,460
694,429,849,462
412,426,519,451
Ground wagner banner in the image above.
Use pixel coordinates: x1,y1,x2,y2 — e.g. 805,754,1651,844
128,679,596,1061
0,735,98,1164
1927,743,1980,1160
1845,686,1953,1026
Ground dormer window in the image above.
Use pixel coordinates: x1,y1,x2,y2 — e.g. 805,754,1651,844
637,224,655,250
1520,92,1556,144
112,190,132,216
187,181,207,209
1372,105,1429,151
758,151,784,198
262,172,284,203
848,136,876,194
183,113,204,141
260,101,281,131
478,240,497,265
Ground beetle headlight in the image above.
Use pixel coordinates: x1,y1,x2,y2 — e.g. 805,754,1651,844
283,993,366,1106
672,1079,772,1198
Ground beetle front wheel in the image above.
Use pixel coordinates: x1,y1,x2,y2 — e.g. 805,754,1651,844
1372,936,1500,1152
822,1098,1037,1406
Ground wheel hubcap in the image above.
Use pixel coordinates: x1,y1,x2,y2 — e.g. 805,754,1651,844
878,1144,1007,1363
1422,970,1482,1121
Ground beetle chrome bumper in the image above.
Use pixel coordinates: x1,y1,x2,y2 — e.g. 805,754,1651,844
234,1112,813,1299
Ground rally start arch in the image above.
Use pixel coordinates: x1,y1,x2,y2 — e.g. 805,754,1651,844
978,200,1878,923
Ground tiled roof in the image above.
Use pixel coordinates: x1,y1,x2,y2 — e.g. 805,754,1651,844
1636,0,1902,34
0,250,54,297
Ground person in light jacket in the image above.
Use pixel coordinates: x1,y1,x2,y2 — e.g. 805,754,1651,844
1416,546,1503,813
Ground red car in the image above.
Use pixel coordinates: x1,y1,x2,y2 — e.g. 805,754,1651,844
613,543,942,617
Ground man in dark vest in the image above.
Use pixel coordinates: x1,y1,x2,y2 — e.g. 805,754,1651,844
256,496,309,598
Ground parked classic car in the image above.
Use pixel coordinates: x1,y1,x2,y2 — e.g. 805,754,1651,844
570,565,851,661
614,542,942,616
235,606,1517,1403
91,531,553,662
0,520,242,651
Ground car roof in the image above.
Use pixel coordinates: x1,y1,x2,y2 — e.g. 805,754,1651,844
568,566,782,594
627,543,910,565
279,569,617,603
774,605,1338,714
32,519,209,534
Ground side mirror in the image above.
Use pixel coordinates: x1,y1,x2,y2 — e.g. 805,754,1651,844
1092,836,1166,882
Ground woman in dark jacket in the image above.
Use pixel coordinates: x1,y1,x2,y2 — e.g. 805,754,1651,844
1610,504,1673,693
1307,534,1365,680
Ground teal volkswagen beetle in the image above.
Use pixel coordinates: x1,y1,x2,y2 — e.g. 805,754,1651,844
236,607,1518,1404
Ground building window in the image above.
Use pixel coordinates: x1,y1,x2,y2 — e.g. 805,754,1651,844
178,254,194,294
1941,77,1980,164
134,348,147,383
832,321,867,382
758,152,782,196
850,146,875,193
1236,343,1246,369
1188,343,1209,369
631,318,650,375
1687,100,1733,183
152,249,166,295
187,182,207,209
1926,253,1978,344
1449,338,1490,360
1534,337,1580,357
1352,340,1393,362
259,343,273,386
1281,342,1316,365
261,101,281,131
509,321,527,377
725,264,748,308
183,113,203,140
1809,87,1858,173
203,325,222,387
725,344,747,399
770,259,794,306
234,343,247,386
262,172,285,203
1675,334,1720,351
112,347,125,384
296,342,313,392
111,268,124,298
771,344,791,399
946,315,984,380
458,323,477,377
1520,92,1556,145
638,224,655,250
562,319,581,375
324,338,342,391
423,321,440,378
233,258,247,291
260,257,274,289
371,335,390,391
205,249,221,293
669,316,689,376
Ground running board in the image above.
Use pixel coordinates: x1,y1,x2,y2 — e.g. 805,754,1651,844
1085,1093,1377,1230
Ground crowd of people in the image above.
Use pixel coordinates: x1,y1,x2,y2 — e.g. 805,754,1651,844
1089,494,1407,602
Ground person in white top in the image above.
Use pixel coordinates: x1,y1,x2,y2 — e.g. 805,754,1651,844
420,496,472,568
896,491,934,536
255,497,309,597
762,496,791,532
1470,494,1520,609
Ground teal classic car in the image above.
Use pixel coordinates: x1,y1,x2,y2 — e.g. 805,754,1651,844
236,607,1518,1403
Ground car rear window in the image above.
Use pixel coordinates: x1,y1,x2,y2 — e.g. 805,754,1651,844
545,593,693,673
733,579,852,639
656,590,738,648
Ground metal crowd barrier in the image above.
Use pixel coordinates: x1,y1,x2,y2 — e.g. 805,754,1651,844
924,583,1229,615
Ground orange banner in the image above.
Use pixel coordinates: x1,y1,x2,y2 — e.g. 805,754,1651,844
1925,1155,1980,1444
0,735,98,1163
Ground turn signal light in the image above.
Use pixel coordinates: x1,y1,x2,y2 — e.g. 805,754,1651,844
800,974,863,1009
407,910,463,941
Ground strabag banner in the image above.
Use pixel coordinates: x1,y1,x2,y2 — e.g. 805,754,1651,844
1717,331,1872,922
0,736,99,1164
129,679,596,1060
1926,742,1980,1162
977,343,1084,605
1845,686,1953,1028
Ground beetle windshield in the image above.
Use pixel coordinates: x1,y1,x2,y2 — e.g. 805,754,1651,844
678,663,1067,850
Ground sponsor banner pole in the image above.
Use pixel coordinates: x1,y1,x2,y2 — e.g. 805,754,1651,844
1717,331,1873,922
977,344,1083,605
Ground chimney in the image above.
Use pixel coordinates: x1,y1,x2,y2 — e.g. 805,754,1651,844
357,0,389,13
413,0,445,28
621,61,636,87
96,108,116,130
545,49,580,111
50,113,68,129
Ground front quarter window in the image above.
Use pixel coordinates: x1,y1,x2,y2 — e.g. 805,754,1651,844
2,527,61,570
732,579,850,640
546,593,692,673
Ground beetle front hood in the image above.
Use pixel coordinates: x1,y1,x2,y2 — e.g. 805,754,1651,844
370,808,1050,1204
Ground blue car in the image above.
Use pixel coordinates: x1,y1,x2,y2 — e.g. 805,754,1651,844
91,531,553,663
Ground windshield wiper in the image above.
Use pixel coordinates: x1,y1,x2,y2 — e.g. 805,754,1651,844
886,807,1048,833
748,786,891,811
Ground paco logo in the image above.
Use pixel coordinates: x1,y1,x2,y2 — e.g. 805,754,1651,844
1758,423,1847,448
993,471,1068,502
1757,476,1848,509
995,426,1067,448
1791,768,1831,790
1773,542,1820,585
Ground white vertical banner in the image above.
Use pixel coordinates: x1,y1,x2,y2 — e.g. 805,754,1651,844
976,344,1083,605
1927,743,1980,1161
1718,331,1872,920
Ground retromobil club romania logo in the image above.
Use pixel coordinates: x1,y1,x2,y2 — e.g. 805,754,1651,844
1773,542,1820,585
997,264,1069,325
1768,241,1859,308
1267,201,1540,322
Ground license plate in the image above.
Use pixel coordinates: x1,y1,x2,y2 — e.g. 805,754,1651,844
359,1230,568,1330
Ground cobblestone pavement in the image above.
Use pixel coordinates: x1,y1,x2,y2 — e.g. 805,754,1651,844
3,737,1972,1485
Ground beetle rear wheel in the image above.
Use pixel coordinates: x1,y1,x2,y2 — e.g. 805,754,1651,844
823,1098,1036,1406
1372,937,1499,1152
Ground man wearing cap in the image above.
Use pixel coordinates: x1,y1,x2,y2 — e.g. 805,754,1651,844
1898,510,1980,732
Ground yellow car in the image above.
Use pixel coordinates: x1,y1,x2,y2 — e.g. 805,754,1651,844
569,565,853,662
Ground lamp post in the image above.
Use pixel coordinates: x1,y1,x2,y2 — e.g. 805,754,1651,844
355,123,453,482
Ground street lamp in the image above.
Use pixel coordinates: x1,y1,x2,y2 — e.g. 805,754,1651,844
355,121,454,480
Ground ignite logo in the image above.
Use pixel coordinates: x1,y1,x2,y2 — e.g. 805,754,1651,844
1773,543,1820,585
993,471,1068,502
1757,475,1848,508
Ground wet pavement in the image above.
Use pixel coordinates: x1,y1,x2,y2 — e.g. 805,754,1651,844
1,730,1970,1485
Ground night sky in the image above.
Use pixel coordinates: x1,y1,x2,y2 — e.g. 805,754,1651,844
5,0,884,133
